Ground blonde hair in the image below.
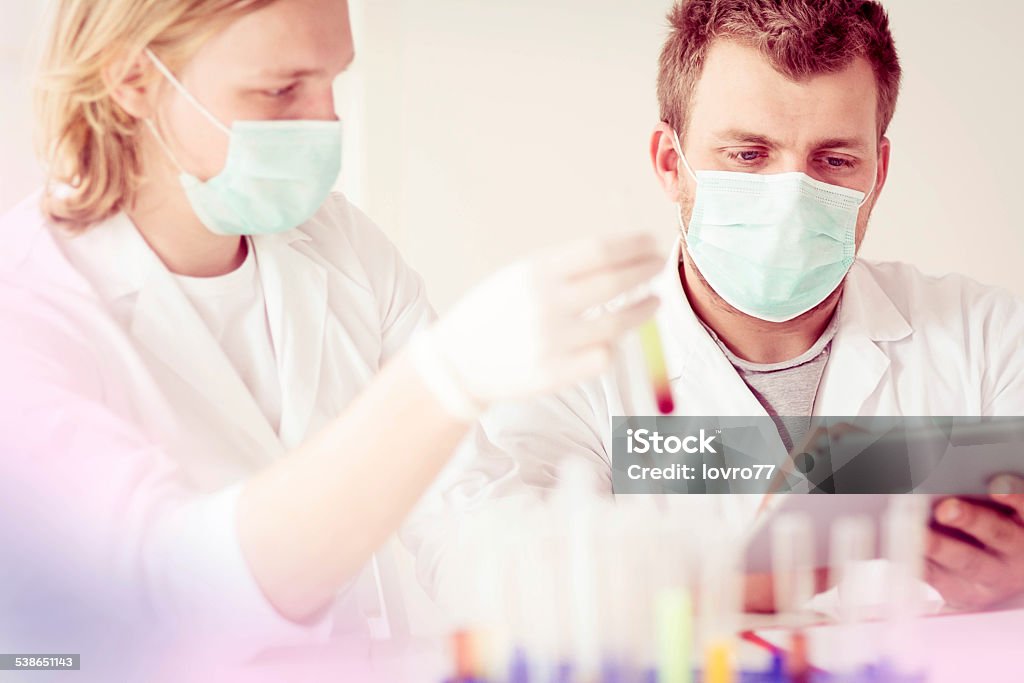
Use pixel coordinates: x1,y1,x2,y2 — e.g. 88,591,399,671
35,0,278,231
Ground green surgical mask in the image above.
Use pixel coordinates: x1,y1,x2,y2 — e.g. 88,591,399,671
144,49,342,236
672,130,875,322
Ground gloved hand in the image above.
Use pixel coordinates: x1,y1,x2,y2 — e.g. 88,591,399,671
413,233,663,417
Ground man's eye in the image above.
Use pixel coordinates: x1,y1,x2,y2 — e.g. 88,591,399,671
825,156,852,168
263,83,298,98
726,150,764,163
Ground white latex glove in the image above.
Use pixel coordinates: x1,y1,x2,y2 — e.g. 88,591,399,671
412,233,662,417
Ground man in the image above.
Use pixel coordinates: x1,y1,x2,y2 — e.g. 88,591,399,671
407,0,1024,612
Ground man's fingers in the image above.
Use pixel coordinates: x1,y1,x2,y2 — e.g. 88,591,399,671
924,560,998,610
989,474,1024,519
934,496,1024,555
570,296,660,348
925,527,1007,586
560,258,664,312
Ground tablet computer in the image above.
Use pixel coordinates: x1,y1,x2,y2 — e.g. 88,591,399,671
743,417,1024,573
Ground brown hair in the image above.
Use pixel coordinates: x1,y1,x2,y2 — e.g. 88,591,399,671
657,0,901,141
35,0,278,232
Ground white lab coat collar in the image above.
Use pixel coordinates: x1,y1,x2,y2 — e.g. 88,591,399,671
249,228,328,449
648,240,769,417
816,259,912,415
651,240,913,416
59,211,312,300
52,212,328,457
651,239,709,383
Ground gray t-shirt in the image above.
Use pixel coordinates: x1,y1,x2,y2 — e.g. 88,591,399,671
702,313,840,452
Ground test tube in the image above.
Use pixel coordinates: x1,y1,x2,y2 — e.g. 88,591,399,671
698,542,741,683
787,630,810,683
506,500,562,683
771,513,815,622
651,500,697,683
703,639,735,683
771,513,815,683
638,319,674,414
448,510,493,683
884,496,928,616
503,508,536,683
451,629,477,682
604,496,659,678
656,587,692,683
508,647,531,683
551,535,575,683
828,515,875,675
882,495,929,676
559,461,602,680
466,503,520,681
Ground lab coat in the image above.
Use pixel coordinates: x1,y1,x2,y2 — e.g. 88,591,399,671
0,191,433,658
405,240,1024,603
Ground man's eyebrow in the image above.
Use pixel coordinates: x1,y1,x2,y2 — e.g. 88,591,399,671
810,137,870,153
257,67,324,79
255,54,356,80
711,129,780,147
710,130,873,153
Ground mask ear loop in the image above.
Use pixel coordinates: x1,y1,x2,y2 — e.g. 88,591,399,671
142,117,187,174
670,128,698,239
142,48,233,177
857,161,879,209
670,128,699,184
144,48,231,137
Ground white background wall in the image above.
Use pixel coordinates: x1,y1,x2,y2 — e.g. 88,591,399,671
346,0,1024,308
3,1,1023,305
0,2,47,208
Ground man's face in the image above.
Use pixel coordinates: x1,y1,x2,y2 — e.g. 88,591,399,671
674,39,888,248
148,0,353,182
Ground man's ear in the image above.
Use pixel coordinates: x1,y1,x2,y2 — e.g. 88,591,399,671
873,135,892,202
102,49,159,119
650,121,685,203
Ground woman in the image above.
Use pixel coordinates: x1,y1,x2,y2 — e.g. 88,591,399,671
0,0,660,665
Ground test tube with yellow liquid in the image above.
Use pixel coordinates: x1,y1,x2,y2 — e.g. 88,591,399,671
638,318,674,414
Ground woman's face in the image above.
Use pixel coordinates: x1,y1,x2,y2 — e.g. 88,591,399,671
152,0,353,182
